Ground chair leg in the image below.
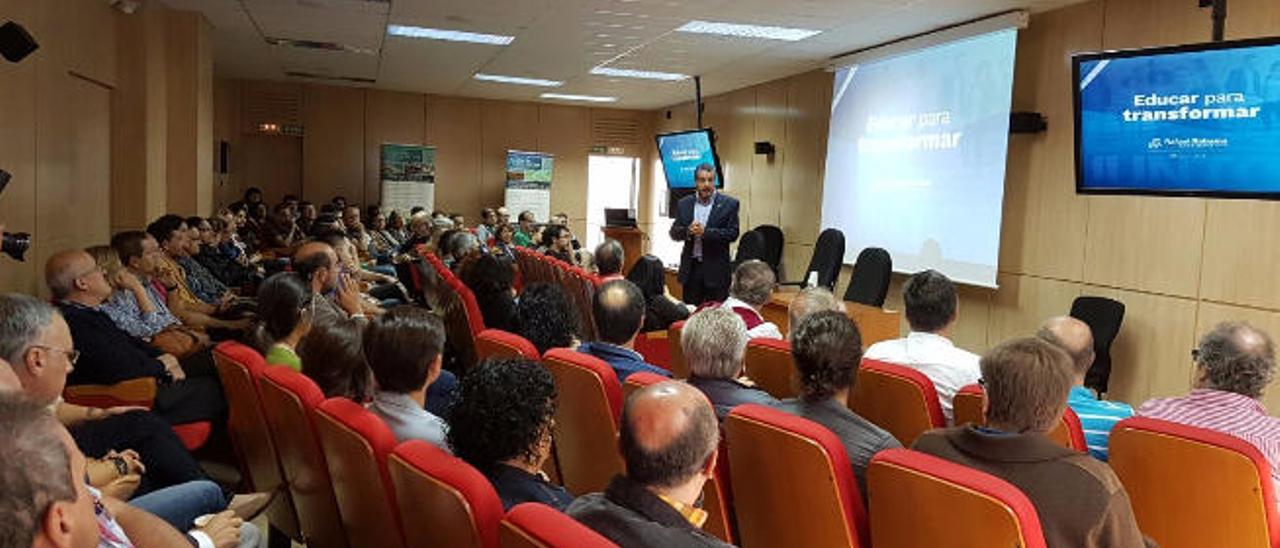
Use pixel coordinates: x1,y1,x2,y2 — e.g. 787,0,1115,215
268,525,291,548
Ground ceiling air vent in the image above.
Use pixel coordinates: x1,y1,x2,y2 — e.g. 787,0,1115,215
285,70,376,84
265,37,376,56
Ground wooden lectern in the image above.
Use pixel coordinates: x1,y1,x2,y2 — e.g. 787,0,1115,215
762,292,902,351
601,226,645,274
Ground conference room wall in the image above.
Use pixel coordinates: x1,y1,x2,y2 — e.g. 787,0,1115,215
216,80,652,237
652,0,1280,413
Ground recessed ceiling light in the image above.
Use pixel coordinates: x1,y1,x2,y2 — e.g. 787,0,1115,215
590,66,689,81
676,20,821,41
387,24,514,45
541,93,617,103
474,73,563,87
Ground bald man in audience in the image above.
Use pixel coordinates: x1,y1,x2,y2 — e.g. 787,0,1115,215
1038,316,1133,461
578,280,670,381
567,381,731,547
292,241,367,325
786,286,844,339
913,338,1151,548
595,239,626,282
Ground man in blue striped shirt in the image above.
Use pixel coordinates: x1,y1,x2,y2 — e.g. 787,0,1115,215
1038,316,1133,461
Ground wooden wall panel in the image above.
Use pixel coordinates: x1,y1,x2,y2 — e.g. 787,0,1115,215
0,0,39,294
1089,288,1198,407
426,95,482,216
241,134,302,205
1199,201,1280,309
1081,196,1205,297
781,70,830,248
480,101,539,215
1196,302,1280,414
986,274,1081,347
364,90,427,207
748,81,786,231
164,10,213,215
303,85,365,204
538,105,590,225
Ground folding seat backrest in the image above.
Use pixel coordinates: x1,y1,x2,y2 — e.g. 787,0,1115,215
388,440,504,548
314,398,406,548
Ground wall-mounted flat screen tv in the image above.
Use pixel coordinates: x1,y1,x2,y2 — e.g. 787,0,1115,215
1074,37,1280,198
655,128,725,189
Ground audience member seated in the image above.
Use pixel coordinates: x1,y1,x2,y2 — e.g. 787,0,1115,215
297,318,373,402
319,231,403,311
460,254,519,333
46,251,226,425
514,210,537,247
913,337,1151,548
683,308,779,419
209,215,257,270
0,294,208,496
1038,316,1133,461
260,209,302,251
578,280,671,381
627,255,692,332
707,260,781,339
397,213,435,257
292,241,368,325
516,283,581,354
254,273,312,371
87,244,208,358
365,307,451,450
447,358,574,511
497,206,511,227
567,381,730,547
777,310,900,501
386,210,408,243
595,239,626,282
864,269,980,423
490,223,518,263
542,224,575,264
443,230,480,271
297,201,318,235
1138,321,1280,498
112,231,248,338
475,207,498,245
342,206,372,260
366,209,400,263
188,216,258,288
147,215,254,321
785,286,843,339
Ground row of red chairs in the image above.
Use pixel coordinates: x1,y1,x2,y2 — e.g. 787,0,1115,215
511,246,602,341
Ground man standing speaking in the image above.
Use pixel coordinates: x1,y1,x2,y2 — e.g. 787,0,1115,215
670,163,739,305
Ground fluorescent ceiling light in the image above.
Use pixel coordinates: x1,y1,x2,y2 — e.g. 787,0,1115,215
676,20,821,41
474,73,563,87
590,66,688,81
541,93,617,103
387,24,514,45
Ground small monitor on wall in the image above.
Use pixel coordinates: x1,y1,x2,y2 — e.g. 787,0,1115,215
1073,37,1280,199
655,128,725,189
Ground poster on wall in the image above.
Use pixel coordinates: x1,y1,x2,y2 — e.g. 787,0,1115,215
504,150,554,222
380,143,436,215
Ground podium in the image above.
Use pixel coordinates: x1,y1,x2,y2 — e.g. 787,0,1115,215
601,226,645,274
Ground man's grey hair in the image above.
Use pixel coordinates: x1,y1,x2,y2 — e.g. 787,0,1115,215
682,308,749,380
1196,322,1276,399
0,294,57,365
788,287,842,338
595,239,624,276
0,393,78,548
730,260,776,307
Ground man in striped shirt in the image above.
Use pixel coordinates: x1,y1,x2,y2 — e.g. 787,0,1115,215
1038,316,1134,461
1138,322,1280,502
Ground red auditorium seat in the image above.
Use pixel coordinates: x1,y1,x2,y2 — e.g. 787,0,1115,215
440,277,485,371
476,329,541,361
61,377,210,450
499,503,617,548
210,342,300,541
849,359,945,445
953,383,1088,452
666,320,689,378
314,398,406,548
540,348,625,495
1109,417,1280,548
632,331,672,370
743,338,796,399
258,367,349,548
388,440,505,548
868,448,1047,548
725,404,868,548
620,371,669,400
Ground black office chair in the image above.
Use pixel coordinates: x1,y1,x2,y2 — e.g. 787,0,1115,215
754,224,785,275
843,247,892,307
779,228,844,291
734,229,766,267
1070,296,1126,395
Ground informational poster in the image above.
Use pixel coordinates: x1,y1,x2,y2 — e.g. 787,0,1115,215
504,150,554,222
380,143,436,215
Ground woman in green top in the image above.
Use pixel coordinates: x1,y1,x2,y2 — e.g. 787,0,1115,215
255,272,312,371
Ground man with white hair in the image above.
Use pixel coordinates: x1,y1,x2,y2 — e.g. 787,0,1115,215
786,287,844,339
682,308,779,420
708,260,782,340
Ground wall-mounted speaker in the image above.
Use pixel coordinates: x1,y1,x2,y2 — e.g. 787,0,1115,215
1009,111,1047,134
0,21,38,63
754,141,776,155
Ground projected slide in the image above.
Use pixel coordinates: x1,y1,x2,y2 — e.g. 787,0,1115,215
656,129,722,188
1077,43,1280,194
821,29,1017,287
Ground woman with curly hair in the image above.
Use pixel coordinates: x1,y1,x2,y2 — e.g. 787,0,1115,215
460,254,518,333
515,283,581,354
446,358,573,510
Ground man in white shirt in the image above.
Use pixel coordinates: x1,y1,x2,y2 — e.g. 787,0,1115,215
864,269,979,423
712,260,782,340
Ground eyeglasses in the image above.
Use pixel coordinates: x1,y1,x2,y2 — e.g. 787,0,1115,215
1191,348,1201,361
29,345,80,366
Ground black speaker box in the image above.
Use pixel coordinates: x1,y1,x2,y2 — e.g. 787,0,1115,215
0,21,38,63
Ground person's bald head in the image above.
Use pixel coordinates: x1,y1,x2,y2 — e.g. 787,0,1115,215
1036,316,1095,378
619,381,718,489
293,241,339,292
1194,322,1276,399
593,280,645,345
787,287,843,339
45,250,110,304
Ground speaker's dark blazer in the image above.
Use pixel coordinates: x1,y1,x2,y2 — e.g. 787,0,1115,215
668,193,740,287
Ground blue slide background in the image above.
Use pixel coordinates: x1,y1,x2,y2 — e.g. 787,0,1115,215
657,131,720,189
1079,44,1280,192
821,29,1017,287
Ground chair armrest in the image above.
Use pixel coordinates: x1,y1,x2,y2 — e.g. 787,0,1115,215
63,378,158,409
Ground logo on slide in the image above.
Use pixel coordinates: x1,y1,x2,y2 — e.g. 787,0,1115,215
1147,138,1163,150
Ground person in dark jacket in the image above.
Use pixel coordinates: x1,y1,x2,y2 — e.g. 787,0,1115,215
46,250,225,425
447,358,572,511
460,254,519,333
668,163,740,306
567,381,731,548
682,308,778,420
577,280,670,381
627,255,691,332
